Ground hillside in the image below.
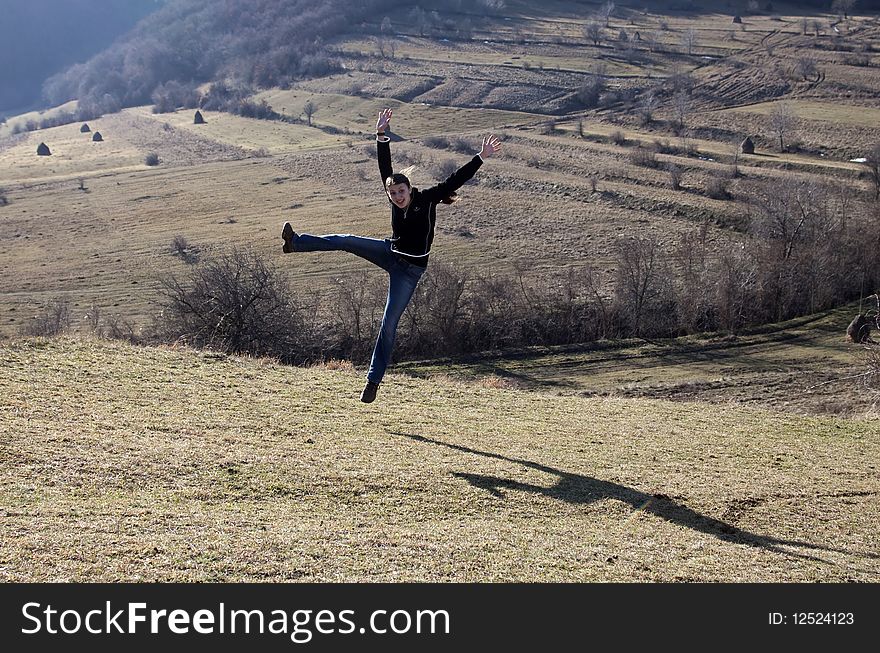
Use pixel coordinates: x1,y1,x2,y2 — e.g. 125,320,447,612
1,337,878,581
2,1,880,419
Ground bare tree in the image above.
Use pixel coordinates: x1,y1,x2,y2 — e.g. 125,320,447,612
637,88,659,124
672,90,691,130
153,247,304,360
831,0,857,20
667,163,683,190
303,100,317,126
863,142,880,200
409,7,428,36
767,102,796,151
599,1,615,28
680,28,698,55
613,234,673,337
20,298,71,337
794,55,818,81
583,20,602,45
799,17,809,35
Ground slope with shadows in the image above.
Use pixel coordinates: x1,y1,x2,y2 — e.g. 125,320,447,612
1,337,877,581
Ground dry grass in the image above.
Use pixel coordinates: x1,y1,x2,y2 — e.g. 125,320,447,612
253,89,544,135
398,307,880,417
1,336,878,582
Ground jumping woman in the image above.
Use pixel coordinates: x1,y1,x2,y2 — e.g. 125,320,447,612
281,108,501,403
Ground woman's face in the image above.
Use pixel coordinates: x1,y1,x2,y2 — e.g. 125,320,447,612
387,182,412,209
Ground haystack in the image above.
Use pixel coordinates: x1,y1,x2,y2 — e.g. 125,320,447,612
80,123,91,133
740,136,755,154
194,110,206,124
92,132,103,142
846,314,873,343
37,142,51,156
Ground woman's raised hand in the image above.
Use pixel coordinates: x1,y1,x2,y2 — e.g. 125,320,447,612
479,134,502,159
376,108,393,133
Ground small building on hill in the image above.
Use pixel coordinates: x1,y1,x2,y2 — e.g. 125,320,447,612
740,136,755,154
194,110,206,124
92,132,103,142
80,123,91,133
37,142,51,156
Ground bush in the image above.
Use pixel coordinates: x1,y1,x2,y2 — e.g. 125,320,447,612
576,75,604,108
171,235,200,265
651,138,678,154
449,136,475,154
436,158,459,179
609,129,627,145
20,299,71,337
422,135,449,149
705,176,731,200
667,163,683,190
145,153,160,166
629,146,658,168
152,247,307,361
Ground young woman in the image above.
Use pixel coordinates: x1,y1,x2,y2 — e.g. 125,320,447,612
281,108,501,403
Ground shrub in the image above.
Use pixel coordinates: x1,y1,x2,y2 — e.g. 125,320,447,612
576,75,604,108
629,146,658,168
436,158,459,179
667,163,683,190
20,299,71,337
171,235,200,265
705,176,731,200
609,129,626,145
449,136,475,154
423,135,449,149
145,153,160,166
652,138,678,155
152,247,306,361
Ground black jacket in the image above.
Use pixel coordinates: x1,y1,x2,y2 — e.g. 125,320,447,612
378,135,482,267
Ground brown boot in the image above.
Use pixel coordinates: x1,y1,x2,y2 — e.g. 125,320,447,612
360,380,380,403
281,222,297,253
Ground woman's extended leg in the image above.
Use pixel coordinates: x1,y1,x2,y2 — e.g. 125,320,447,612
290,232,394,271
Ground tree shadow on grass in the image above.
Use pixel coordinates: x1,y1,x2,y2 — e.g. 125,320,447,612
392,431,879,564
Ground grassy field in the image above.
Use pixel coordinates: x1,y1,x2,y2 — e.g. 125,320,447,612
254,89,545,134
720,100,880,129
398,306,879,416
1,336,877,582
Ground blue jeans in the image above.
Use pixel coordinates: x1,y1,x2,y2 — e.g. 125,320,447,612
292,233,425,384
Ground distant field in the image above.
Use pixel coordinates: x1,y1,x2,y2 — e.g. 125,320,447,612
0,101,78,140
721,100,880,128
337,38,663,77
0,118,145,184
254,89,545,135
127,106,348,153
397,306,876,417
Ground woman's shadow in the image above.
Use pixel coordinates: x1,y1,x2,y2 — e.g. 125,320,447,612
392,431,877,564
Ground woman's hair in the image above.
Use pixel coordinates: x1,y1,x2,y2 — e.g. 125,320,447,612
384,165,458,204
385,172,411,189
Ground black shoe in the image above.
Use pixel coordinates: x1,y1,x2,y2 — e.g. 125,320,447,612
281,222,297,253
360,380,380,403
